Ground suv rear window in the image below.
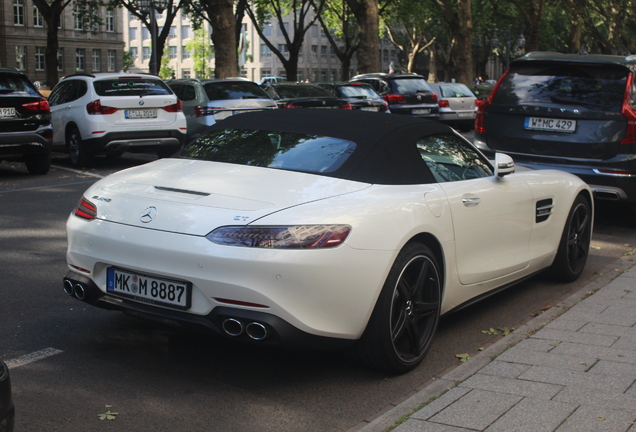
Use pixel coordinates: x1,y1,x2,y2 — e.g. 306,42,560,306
0,73,40,97
391,79,433,94
93,78,173,96
267,85,331,99
181,129,356,174
492,62,628,112
338,85,379,98
203,82,270,101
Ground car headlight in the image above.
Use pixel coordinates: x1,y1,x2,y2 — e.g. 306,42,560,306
206,225,351,249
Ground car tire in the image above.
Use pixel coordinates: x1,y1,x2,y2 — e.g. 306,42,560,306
24,153,51,175
353,243,441,373
549,194,592,282
67,127,92,168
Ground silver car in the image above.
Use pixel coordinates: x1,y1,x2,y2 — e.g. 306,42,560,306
428,83,477,131
167,78,278,144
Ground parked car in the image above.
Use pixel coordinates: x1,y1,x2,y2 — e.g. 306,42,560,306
0,67,52,175
258,76,286,85
47,72,187,167
317,82,390,113
0,360,14,432
349,73,438,119
428,82,477,131
468,83,494,103
474,52,636,204
63,109,592,374
167,78,278,144
261,83,352,109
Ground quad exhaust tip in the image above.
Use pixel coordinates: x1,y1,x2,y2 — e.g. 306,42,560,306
245,322,268,341
222,318,244,337
63,280,87,301
222,318,269,340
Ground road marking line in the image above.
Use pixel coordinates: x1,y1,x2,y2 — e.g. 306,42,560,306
5,348,64,369
51,164,105,179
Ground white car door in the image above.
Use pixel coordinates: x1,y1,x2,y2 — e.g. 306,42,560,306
417,134,534,286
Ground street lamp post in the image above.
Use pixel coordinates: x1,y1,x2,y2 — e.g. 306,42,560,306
138,0,168,76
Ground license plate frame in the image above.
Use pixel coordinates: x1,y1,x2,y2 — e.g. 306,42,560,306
106,267,191,310
412,108,430,115
125,109,158,119
360,106,379,112
0,107,16,118
524,117,577,133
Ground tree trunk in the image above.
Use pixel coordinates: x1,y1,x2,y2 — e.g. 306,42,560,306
203,0,238,78
524,0,544,52
44,15,61,86
345,0,380,73
453,0,473,85
427,49,437,82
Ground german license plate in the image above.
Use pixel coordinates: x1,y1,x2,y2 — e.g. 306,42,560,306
125,109,157,119
360,106,379,112
524,117,576,133
0,107,16,118
412,108,430,115
457,112,473,117
106,268,191,310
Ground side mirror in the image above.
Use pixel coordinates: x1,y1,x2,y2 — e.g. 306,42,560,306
494,153,515,178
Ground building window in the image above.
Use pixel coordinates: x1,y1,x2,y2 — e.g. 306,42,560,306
321,45,327,59
16,46,26,69
168,46,177,59
313,70,319,82
260,44,271,58
142,47,151,60
57,48,64,71
262,25,271,36
35,47,45,71
331,70,337,81
330,46,336,59
142,27,150,40
169,26,177,39
129,27,137,40
261,69,271,78
106,10,114,32
33,6,43,27
298,46,303,58
277,23,288,36
182,70,191,78
108,50,116,71
239,69,247,78
181,25,190,39
76,48,86,71
311,45,317,59
74,5,84,30
130,47,138,60
278,44,289,59
311,25,318,38
383,49,389,62
321,70,327,82
92,49,101,71
14,0,24,25
182,46,190,59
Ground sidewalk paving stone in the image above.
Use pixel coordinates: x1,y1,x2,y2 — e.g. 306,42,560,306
553,406,636,432
484,397,577,432
531,328,619,347
460,373,564,399
551,342,636,364
518,365,635,392
553,385,636,412
494,348,595,372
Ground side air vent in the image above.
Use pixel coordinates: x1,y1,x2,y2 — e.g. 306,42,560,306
536,198,554,223
154,186,210,196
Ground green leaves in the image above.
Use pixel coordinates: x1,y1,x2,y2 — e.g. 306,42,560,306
98,410,118,421
481,327,514,336
455,353,471,362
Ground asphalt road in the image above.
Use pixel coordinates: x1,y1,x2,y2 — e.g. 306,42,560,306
1,151,635,431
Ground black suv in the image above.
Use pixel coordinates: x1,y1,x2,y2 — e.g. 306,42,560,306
475,52,636,204
349,73,438,119
0,67,52,175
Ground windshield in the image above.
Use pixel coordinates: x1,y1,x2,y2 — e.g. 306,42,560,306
181,129,356,174
203,82,271,101
93,78,173,96
492,62,628,112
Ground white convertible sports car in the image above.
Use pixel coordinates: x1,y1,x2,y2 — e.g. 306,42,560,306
63,109,593,373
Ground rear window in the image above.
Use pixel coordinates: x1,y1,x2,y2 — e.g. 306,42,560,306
181,129,356,174
391,78,433,94
93,78,173,96
0,73,40,97
439,84,473,98
270,85,332,99
203,82,271,101
492,62,628,112
338,85,380,99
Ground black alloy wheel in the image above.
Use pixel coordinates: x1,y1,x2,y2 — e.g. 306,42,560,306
550,194,592,282
355,243,441,373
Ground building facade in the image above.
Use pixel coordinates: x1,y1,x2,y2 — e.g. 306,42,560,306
0,0,123,86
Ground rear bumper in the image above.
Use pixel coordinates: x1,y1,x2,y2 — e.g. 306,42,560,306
78,130,186,155
0,124,52,159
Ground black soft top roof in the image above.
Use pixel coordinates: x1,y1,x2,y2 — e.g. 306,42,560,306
205,110,453,185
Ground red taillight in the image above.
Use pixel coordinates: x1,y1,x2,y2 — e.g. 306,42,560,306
195,106,219,117
620,73,636,145
438,100,449,108
475,100,483,107
163,99,183,112
281,102,302,109
383,94,405,103
73,197,97,220
22,97,50,112
475,69,509,134
431,93,438,102
342,102,352,110
86,100,117,115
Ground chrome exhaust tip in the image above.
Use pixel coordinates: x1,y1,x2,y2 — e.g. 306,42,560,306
63,280,74,296
222,318,244,337
245,322,268,341
73,283,86,301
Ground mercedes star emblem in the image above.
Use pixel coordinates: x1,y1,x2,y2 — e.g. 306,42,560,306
140,206,157,223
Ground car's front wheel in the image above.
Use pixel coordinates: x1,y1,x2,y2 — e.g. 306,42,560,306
67,128,92,168
354,243,441,373
549,194,592,282
24,152,51,175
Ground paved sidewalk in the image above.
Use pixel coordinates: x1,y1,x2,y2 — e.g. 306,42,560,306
355,258,636,432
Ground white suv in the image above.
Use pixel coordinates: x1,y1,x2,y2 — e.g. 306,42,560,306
48,72,187,167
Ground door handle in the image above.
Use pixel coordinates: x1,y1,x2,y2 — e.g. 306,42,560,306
462,197,481,207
